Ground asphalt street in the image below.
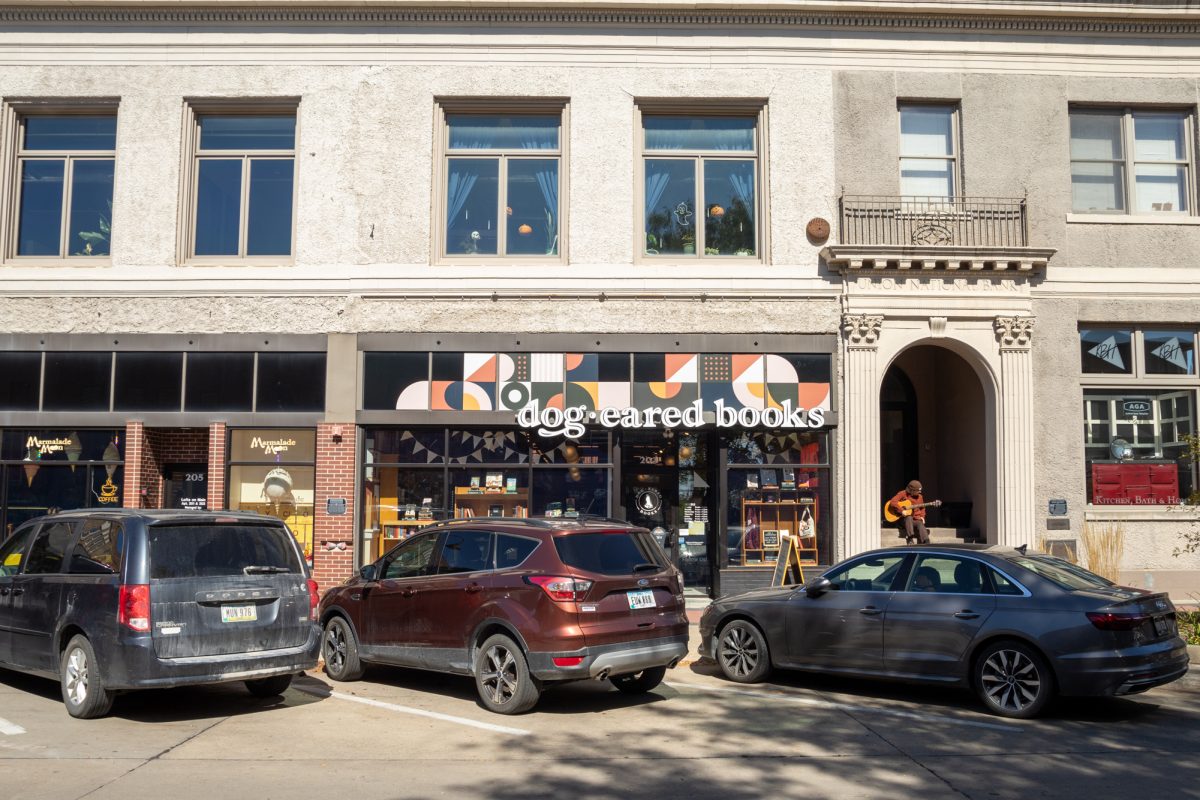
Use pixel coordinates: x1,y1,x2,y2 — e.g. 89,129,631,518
1,652,1198,800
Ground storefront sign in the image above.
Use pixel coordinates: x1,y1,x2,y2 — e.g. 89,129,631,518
250,436,298,456
517,399,825,438
1121,399,1152,419
97,477,120,504
26,435,74,457
634,487,662,515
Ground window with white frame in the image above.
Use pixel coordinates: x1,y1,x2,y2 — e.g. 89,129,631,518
1080,326,1198,505
1070,108,1193,215
8,113,116,259
438,105,565,261
639,108,763,259
899,104,959,199
182,106,297,262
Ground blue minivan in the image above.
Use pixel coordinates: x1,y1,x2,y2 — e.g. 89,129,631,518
0,509,320,718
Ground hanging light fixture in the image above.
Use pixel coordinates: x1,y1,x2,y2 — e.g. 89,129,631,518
65,431,83,472
23,445,40,487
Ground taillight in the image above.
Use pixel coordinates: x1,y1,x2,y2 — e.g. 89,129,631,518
525,575,593,602
552,656,585,667
307,579,320,622
1087,611,1150,631
118,584,150,633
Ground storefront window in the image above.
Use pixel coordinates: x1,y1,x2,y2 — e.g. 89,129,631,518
725,465,831,570
0,429,123,537
530,430,610,464
227,429,316,567
531,467,607,518
1080,329,1133,374
451,468,530,519
448,429,528,464
1083,389,1196,504
725,430,826,465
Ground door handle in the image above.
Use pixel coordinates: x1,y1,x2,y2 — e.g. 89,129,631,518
859,606,882,616
464,583,483,594
401,588,416,598
954,610,980,619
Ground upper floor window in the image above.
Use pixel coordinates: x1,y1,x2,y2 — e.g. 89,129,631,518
181,104,297,262
10,114,116,259
438,104,565,262
1070,108,1193,215
640,109,762,260
899,104,958,199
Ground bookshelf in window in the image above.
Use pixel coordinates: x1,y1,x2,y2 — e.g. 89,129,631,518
453,486,529,520
739,490,818,566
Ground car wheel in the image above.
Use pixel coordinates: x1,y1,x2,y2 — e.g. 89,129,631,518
60,635,115,719
245,674,293,697
323,616,365,682
716,620,771,683
609,666,667,694
974,640,1054,719
474,634,540,715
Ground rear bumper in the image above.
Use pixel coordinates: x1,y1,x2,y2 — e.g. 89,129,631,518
526,634,689,681
1055,639,1190,697
101,626,321,690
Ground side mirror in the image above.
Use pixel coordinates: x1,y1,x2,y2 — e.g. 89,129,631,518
805,576,833,597
359,563,378,582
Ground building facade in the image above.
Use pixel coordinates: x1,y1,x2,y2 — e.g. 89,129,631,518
1,0,1198,597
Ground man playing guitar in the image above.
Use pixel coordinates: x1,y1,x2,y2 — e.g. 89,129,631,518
885,480,940,545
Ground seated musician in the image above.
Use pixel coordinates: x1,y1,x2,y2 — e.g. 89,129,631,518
888,480,930,545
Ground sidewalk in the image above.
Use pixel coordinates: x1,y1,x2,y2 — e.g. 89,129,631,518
680,595,711,666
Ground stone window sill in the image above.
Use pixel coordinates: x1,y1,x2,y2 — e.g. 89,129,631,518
1066,213,1200,226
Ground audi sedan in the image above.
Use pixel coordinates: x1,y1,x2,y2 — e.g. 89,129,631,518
698,544,1189,718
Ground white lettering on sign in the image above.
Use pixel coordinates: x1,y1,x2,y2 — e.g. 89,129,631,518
1088,336,1126,371
517,399,825,438
250,437,297,456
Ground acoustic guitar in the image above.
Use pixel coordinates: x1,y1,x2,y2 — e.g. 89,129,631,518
883,498,941,523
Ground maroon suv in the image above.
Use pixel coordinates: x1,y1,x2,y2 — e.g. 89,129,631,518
317,518,688,714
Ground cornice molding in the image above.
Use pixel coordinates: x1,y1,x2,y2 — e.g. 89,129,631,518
821,245,1055,274
1,6,1199,34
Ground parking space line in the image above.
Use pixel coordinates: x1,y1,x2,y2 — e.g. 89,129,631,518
666,681,1021,733
295,686,532,736
0,717,26,735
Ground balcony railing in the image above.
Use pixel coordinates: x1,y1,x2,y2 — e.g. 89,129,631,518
839,195,1028,248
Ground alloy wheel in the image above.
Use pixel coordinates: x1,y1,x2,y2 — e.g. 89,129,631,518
480,644,519,706
325,624,347,673
65,647,89,707
719,626,759,678
980,648,1041,714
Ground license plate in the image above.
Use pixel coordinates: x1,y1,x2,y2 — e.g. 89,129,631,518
627,590,656,610
1153,615,1172,637
221,604,257,623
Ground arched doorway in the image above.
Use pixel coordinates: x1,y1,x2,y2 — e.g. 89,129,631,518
880,345,988,540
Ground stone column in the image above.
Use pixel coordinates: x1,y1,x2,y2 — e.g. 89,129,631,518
842,314,884,559
994,317,1036,548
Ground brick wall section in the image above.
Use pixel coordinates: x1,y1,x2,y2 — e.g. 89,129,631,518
313,422,356,587
207,422,227,511
123,422,146,508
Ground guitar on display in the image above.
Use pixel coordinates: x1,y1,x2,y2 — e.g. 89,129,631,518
883,498,942,523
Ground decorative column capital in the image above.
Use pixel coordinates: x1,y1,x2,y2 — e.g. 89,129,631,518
994,316,1035,349
842,314,883,347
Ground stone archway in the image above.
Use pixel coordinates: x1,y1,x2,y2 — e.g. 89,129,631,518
840,314,1036,559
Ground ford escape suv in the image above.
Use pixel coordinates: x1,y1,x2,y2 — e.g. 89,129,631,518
0,510,321,718
318,518,689,714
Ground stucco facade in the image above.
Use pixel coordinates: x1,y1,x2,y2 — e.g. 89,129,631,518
0,1,1198,595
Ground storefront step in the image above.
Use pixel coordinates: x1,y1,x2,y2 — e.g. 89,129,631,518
879,527,984,548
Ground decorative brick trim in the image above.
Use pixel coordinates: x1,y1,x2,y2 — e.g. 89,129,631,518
208,422,227,510
313,422,356,585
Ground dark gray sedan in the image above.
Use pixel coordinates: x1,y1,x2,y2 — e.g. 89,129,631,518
698,544,1189,718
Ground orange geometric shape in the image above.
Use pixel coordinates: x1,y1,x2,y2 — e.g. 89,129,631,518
431,381,453,411
565,353,585,372
732,354,761,380
665,353,693,378
798,383,830,409
466,355,497,384
650,382,682,399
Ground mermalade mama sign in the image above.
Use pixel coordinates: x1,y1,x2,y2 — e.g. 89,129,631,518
517,398,826,438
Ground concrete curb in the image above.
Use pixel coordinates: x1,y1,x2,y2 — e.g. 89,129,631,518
1188,644,1200,662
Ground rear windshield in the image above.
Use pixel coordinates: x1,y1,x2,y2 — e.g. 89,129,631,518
1009,555,1110,591
148,524,303,580
553,531,666,576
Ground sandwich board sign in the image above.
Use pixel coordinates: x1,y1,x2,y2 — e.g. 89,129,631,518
771,534,806,587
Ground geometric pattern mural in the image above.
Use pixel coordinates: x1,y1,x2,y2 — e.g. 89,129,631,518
376,352,831,415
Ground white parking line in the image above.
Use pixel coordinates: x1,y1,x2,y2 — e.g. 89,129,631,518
0,717,26,736
295,686,532,736
666,681,1022,733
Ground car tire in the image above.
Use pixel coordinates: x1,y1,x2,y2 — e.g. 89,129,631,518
245,674,294,697
474,633,540,715
609,666,667,694
973,640,1054,719
323,616,365,682
60,635,115,719
716,620,772,684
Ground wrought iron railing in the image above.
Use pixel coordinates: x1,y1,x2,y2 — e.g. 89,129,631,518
839,195,1028,248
